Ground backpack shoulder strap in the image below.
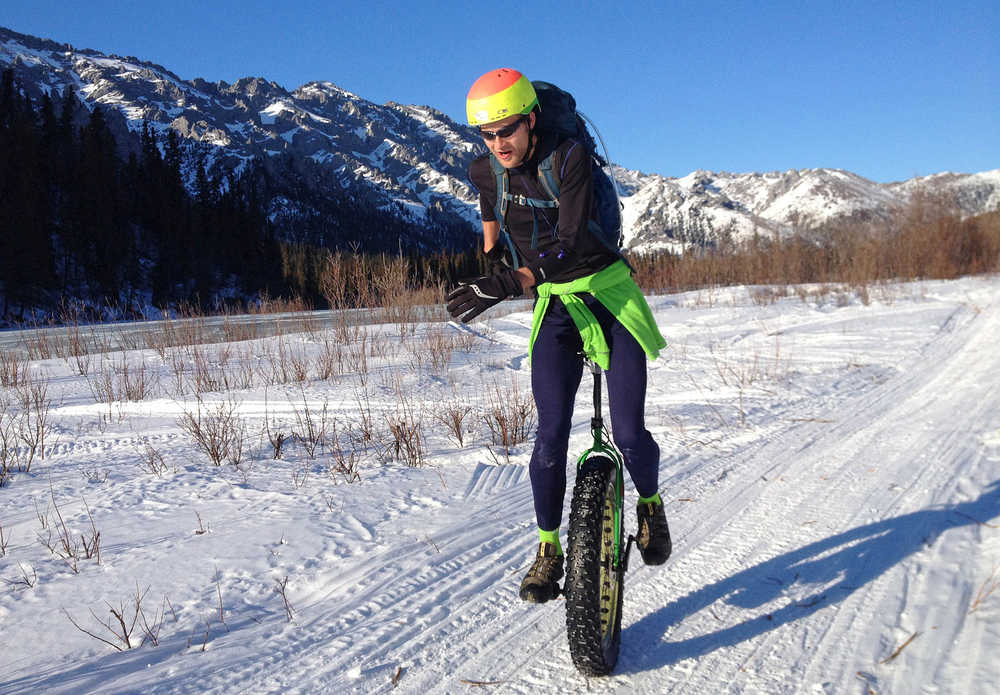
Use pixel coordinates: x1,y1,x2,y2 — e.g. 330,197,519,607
488,154,522,268
537,151,560,203
536,139,583,202
489,154,509,224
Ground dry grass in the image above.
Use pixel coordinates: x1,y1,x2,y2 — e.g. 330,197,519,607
631,203,1000,295
968,564,1000,615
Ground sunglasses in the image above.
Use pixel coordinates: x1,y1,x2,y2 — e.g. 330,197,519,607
480,116,527,141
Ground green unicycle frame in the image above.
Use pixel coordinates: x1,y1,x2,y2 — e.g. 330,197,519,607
574,360,628,571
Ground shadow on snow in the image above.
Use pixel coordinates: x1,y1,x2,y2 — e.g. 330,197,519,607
621,480,1000,672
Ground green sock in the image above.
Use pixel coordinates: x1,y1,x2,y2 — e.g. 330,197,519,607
539,528,562,555
638,492,662,506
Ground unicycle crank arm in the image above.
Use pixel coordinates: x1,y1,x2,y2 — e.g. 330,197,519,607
618,534,637,574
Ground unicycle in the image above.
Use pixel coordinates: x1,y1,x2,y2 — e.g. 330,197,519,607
563,360,636,676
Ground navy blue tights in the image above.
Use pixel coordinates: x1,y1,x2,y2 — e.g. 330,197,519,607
528,295,660,532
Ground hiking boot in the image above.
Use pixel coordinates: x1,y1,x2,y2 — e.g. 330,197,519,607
519,541,564,603
636,499,672,565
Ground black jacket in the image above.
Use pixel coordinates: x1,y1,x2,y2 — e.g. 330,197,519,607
468,131,618,285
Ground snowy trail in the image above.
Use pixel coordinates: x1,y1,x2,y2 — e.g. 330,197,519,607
396,288,999,694
227,286,999,693
2,279,999,695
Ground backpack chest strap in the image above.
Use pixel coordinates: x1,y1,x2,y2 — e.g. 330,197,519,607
507,192,559,209
489,152,561,263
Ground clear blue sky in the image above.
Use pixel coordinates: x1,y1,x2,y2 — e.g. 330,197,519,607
4,0,998,182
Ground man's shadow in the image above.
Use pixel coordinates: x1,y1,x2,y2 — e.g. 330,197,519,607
621,480,1000,672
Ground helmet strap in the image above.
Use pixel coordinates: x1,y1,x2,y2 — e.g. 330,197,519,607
526,110,538,160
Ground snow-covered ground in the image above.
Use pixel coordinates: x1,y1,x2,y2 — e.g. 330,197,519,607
2,277,999,694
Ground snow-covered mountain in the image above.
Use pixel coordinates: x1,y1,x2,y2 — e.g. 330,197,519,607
618,167,1000,252
2,25,998,253
0,26,484,249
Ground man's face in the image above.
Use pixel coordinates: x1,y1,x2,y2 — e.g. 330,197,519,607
481,111,535,168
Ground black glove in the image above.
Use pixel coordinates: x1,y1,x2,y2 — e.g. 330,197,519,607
484,244,513,274
446,271,523,323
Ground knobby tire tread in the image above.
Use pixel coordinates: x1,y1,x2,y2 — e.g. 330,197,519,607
564,456,624,676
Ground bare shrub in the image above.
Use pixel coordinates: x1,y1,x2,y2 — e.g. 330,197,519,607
344,331,370,384
144,325,171,359
71,349,93,377
118,356,157,401
290,462,311,489
353,387,376,443
23,322,53,360
371,373,424,467
318,249,451,326
63,584,158,651
222,346,257,391
8,377,56,470
319,246,366,311
383,408,424,467
262,391,287,460
86,354,157,408
79,498,102,563
275,576,295,622
221,316,259,344
271,339,309,385
251,291,313,317
482,376,535,451
0,401,14,486
328,441,362,483
178,396,248,467
2,562,37,590
39,489,101,573
450,324,482,353
291,391,330,459
83,468,109,484
434,398,473,448
86,363,116,416
194,511,209,535
315,337,344,381
166,350,188,397
409,324,456,373
138,441,170,476
0,352,30,389
265,421,287,460
191,346,223,394
265,338,309,385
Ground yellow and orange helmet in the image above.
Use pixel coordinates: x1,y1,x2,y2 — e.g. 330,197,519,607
466,68,539,126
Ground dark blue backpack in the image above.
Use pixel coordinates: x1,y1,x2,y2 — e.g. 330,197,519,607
490,81,627,271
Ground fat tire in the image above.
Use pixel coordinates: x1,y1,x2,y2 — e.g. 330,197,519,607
564,455,624,676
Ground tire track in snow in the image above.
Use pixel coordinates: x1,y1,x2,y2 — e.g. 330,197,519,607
623,297,1000,692
135,461,543,694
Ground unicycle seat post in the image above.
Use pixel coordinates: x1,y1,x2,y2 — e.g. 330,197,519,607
587,359,603,433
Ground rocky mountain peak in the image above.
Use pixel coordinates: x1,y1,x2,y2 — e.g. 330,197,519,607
2,24,997,255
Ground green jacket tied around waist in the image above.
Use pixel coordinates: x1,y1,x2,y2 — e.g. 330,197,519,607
529,260,666,370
